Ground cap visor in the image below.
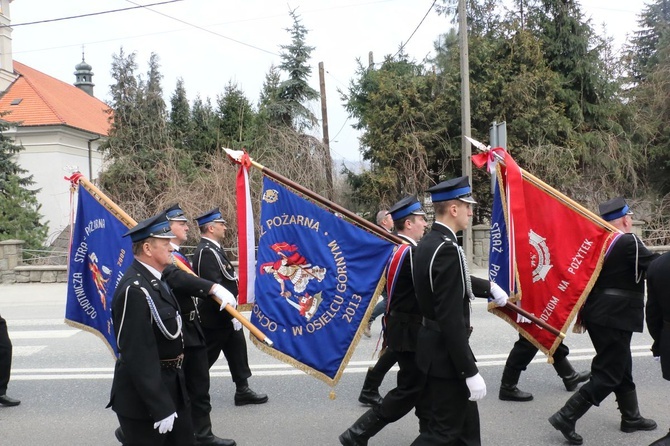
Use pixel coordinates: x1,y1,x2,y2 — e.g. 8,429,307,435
459,195,477,204
152,231,176,239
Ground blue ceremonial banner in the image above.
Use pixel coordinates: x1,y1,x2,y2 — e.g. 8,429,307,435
65,186,133,357
489,177,515,295
251,177,395,385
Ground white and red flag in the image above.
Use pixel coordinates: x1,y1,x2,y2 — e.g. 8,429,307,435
233,150,256,309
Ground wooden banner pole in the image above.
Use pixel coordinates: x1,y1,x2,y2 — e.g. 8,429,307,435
74,176,273,347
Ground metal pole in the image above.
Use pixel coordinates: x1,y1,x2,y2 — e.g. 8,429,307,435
459,0,473,262
318,62,334,200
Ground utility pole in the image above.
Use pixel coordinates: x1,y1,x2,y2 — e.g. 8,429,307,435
459,0,473,262
318,62,334,200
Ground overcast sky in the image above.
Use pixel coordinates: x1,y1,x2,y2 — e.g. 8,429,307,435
10,0,648,162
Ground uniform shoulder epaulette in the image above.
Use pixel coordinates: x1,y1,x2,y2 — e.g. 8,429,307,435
440,234,459,248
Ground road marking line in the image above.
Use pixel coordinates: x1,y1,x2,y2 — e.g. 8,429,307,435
6,319,67,326
13,346,46,356
9,330,78,339
10,351,655,381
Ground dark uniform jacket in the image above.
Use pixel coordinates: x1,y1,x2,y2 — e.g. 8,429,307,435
162,262,213,348
108,260,188,421
192,238,238,329
413,222,491,380
581,233,659,333
646,251,670,380
385,234,421,352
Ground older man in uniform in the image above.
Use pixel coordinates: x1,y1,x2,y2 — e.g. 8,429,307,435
340,196,429,444
549,197,659,445
410,177,509,446
193,208,268,406
646,251,670,446
108,213,192,445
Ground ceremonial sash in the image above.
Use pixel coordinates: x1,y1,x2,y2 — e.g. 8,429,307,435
385,244,411,313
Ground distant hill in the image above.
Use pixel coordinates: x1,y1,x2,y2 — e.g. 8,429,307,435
332,157,369,175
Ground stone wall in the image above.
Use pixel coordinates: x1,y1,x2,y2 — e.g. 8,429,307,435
0,240,68,284
0,227,667,284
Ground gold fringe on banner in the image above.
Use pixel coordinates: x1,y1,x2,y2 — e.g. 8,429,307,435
63,318,117,360
249,275,387,389
487,168,616,359
68,175,270,346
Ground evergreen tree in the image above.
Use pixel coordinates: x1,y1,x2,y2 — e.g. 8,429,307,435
190,95,218,162
276,8,320,131
99,50,171,200
103,47,141,157
215,81,255,149
256,65,284,133
141,52,170,151
628,0,670,83
169,77,192,150
344,55,450,209
0,116,48,250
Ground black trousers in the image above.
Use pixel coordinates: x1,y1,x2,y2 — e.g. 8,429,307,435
371,347,398,376
203,324,251,385
117,406,194,446
183,344,212,425
375,350,428,424
0,314,12,395
505,334,569,371
580,321,635,405
410,376,480,446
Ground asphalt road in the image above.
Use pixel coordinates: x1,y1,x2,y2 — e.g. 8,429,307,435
0,281,667,446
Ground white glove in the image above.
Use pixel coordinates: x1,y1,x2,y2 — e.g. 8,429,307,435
232,319,243,331
654,356,661,362
212,284,237,310
153,412,177,434
465,373,487,401
489,282,509,307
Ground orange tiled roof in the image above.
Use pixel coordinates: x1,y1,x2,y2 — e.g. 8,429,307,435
0,61,110,136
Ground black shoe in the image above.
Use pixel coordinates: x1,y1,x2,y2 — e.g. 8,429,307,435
234,386,268,406
499,366,533,402
499,383,533,402
114,427,125,444
548,392,592,445
358,367,384,406
617,389,658,433
358,390,383,407
562,370,591,392
0,394,20,406
195,434,236,446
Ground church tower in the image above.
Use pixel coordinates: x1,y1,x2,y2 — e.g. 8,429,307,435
0,0,18,92
74,51,95,96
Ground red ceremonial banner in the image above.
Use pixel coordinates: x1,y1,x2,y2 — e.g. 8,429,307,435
474,148,617,356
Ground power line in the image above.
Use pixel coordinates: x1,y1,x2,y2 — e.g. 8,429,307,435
123,0,279,56
392,0,437,59
4,0,184,28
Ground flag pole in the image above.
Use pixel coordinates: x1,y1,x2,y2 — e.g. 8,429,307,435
466,138,617,232
229,151,565,337
240,156,405,245
72,175,273,347
503,303,565,339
